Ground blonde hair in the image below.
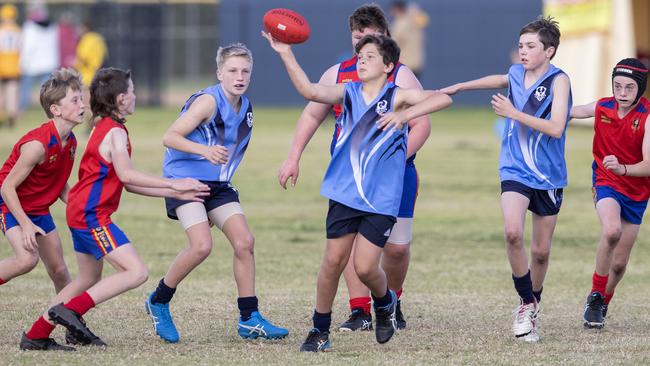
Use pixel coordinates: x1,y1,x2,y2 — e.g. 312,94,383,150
40,68,83,118
216,43,253,70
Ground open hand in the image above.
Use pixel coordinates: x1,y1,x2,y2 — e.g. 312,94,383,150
261,31,291,54
376,111,407,131
491,93,516,119
201,145,229,165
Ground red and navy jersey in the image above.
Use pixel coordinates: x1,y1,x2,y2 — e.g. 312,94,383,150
592,97,650,201
67,117,131,229
0,120,77,215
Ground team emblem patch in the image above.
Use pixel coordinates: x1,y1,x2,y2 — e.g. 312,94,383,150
376,100,388,115
534,86,547,102
246,112,253,127
632,118,640,133
49,154,57,163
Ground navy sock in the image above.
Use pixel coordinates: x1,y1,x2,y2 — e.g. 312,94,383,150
533,287,543,303
151,278,176,304
238,296,259,321
372,288,393,309
512,271,535,304
312,310,331,333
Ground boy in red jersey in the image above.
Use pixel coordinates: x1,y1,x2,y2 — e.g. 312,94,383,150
0,68,83,297
277,2,430,332
571,58,650,329
19,68,209,351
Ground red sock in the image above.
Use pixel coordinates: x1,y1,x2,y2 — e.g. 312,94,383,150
349,296,371,314
396,288,403,299
0,277,6,285
64,291,96,316
591,272,608,295
604,291,614,305
26,316,55,340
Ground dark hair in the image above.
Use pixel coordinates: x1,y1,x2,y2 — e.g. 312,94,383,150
349,3,390,36
90,67,131,123
354,34,400,72
40,68,83,118
520,15,561,59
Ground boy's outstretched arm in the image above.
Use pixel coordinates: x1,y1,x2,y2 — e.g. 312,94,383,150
604,115,650,177
491,74,571,138
570,101,597,119
440,75,508,95
377,90,452,130
262,31,344,105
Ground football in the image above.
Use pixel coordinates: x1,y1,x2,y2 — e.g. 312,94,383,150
263,8,310,44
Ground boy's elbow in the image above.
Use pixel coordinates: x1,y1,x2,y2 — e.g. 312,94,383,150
162,132,174,148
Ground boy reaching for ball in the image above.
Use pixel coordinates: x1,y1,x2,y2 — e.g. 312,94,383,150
263,31,452,351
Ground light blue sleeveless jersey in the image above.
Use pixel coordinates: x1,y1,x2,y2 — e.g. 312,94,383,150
321,82,407,216
500,63,572,189
162,84,253,182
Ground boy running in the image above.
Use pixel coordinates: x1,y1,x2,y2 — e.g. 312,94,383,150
277,3,430,332
441,16,572,342
0,68,82,296
264,32,452,351
571,58,650,329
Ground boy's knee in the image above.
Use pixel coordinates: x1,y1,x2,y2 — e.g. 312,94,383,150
504,228,524,246
233,234,255,258
530,246,550,264
602,226,622,246
191,238,213,260
384,245,409,264
16,254,39,274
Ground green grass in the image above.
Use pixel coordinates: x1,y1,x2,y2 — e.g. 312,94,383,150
1,106,650,365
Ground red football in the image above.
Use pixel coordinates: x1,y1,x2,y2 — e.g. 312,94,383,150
263,8,310,44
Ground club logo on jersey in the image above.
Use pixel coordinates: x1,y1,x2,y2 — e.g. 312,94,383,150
376,100,388,115
48,154,57,163
246,112,253,128
632,118,640,133
600,115,611,124
534,86,547,102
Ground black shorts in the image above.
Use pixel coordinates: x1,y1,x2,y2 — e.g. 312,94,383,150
325,200,396,248
165,181,240,220
501,180,563,216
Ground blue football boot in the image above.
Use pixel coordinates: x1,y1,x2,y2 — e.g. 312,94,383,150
238,311,289,340
145,292,180,343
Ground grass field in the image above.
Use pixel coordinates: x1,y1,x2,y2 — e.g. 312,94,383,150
1,106,650,365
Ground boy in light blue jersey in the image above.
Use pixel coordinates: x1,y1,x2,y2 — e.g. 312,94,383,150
263,32,452,351
441,16,572,342
145,43,288,343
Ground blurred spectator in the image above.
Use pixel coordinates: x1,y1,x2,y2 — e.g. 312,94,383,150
0,4,21,128
75,20,107,88
58,12,79,69
75,20,107,127
19,1,59,111
390,1,428,78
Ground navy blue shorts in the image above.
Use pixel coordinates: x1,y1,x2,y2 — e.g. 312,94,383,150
325,200,396,248
593,185,648,225
397,163,418,218
501,180,563,216
165,180,240,220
